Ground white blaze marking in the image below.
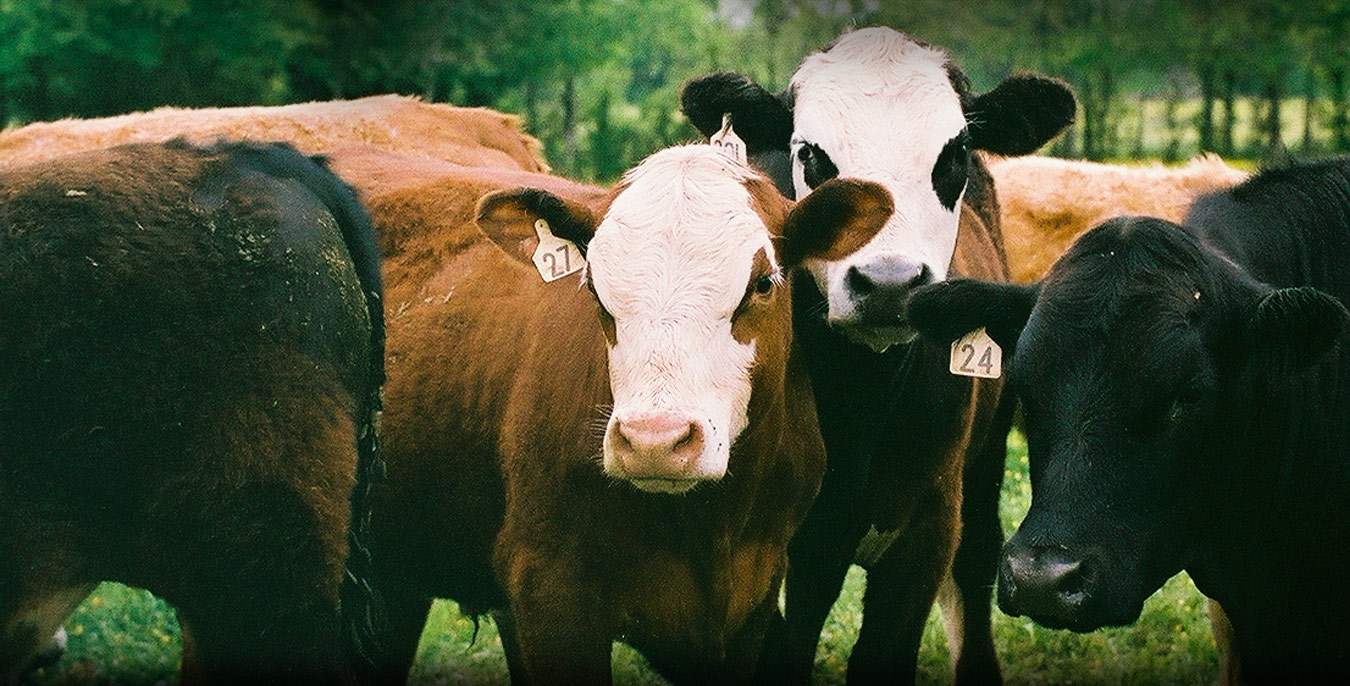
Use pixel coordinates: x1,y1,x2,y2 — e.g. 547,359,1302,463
587,145,778,483
790,27,968,323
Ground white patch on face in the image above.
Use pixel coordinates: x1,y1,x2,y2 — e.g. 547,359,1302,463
789,27,968,329
587,145,778,489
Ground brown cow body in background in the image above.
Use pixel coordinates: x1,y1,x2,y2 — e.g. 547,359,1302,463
0,94,549,173
989,153,1248,283
0,140,384,684
325,144,892,684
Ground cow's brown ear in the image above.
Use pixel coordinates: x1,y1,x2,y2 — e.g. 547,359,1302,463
475,188,598,264
777,179,892,267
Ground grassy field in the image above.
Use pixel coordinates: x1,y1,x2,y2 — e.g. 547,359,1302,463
26,430,1219,685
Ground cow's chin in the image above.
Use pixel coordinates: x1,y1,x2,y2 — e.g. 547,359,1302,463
833,321,918,353
626,477,705,494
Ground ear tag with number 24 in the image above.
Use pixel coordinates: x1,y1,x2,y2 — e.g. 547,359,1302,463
532,218,585,283
950,328,1002,379
710,113,748,164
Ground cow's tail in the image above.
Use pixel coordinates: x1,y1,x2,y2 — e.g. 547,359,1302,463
301,150,389,676
205,139,388,674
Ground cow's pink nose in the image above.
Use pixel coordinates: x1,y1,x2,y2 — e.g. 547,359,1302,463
611,413,704,480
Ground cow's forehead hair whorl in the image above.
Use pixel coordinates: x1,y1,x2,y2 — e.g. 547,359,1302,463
590,144,778,318
792,26,952,90
601,144,774,267
789,28,963,163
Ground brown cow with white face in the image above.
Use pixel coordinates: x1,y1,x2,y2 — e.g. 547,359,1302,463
345,143,891,684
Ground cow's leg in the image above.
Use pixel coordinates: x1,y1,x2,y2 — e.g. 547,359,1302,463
846,488,960,686
757,542,854,686
20,627,68,677
0,498,92,683
493,609,531,686
942,397,1013,685
359,585,433,686
498,552,611,685
149,386,358,685
718,588,781,685
0,582,92,682
1208,599,1244,686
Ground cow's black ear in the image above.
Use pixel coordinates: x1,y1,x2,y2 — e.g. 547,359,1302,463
906,279,1040,352
680,72,793,154
967,74,1076,156
476,188,598,263
1251,287,1349,367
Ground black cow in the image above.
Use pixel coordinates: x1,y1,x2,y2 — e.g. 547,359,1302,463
682,26,1075,684
908,157,1350,682
0,140,385,684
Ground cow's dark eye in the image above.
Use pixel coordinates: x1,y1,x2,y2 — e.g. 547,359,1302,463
1166,384,1204,425
932,131,970,211
753,274,776,297
797,143,838,190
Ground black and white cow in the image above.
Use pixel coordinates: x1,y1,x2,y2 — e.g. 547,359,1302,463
908,157,1350,682
682,26,1074,684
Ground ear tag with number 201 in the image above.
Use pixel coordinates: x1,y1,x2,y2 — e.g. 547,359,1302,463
532,218,585,283
950,327,1002,379
710,113,748,164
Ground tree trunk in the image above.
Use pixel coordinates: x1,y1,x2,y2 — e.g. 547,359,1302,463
1166,91,1183,162
25,57,53,121
1083,68,1116,161
1332,67,1348,152
1264,75,1284,156
1081,78,1098,160
1219,70,1236,156
1302,70,1316,154
1198,63,1216,152
562,76,578,173
524,81,539,134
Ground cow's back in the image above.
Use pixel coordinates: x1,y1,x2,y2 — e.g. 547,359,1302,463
0,95,549,173
0,143,375,480
992,154,1248,283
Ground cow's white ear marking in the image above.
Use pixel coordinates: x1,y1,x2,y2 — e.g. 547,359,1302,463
949,327,1001,379
532,218,586,283
710,113,748,164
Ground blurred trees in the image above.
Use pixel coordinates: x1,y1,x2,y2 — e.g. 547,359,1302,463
2,0,1350,179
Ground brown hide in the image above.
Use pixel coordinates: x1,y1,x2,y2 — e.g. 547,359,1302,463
989,153,1247,283
335,148,827,683
0,95,548,173
0,142,379,684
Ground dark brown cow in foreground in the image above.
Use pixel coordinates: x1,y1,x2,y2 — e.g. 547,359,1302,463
0,140,385,684
328,144,892,684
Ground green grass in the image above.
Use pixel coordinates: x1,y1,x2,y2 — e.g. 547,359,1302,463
26,430,1218,685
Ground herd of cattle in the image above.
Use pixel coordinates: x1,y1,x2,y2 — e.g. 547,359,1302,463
0,25,1345,686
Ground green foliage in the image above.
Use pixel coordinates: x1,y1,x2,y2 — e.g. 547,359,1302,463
3,0,1349,174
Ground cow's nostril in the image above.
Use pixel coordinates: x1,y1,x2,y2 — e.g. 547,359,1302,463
846,265,876,295
672,424,697,453
909,264,934,288
1057,560,1088,599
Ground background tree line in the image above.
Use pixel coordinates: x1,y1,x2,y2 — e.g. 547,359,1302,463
3,0,1349,181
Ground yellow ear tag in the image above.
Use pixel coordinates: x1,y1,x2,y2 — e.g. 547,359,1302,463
710,113,748,164
950,327,1002,379
531,218,585,283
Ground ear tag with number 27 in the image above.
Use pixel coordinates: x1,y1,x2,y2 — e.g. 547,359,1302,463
710,113,748,164
532,218,585,283
950,328,1002,379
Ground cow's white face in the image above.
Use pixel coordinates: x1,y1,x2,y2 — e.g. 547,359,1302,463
790,26,970,351
587,145,781,494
